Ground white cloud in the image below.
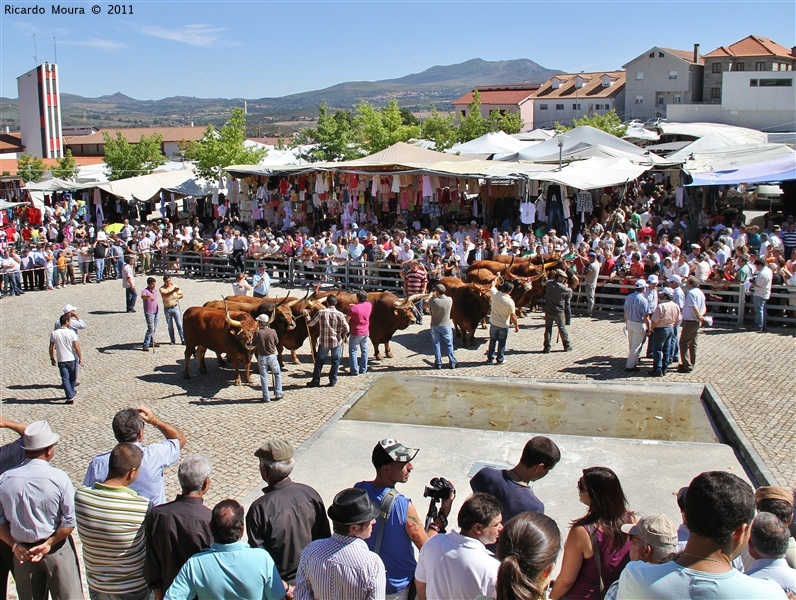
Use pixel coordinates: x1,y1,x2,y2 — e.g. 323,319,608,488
59,38,127,51
140,24,233,48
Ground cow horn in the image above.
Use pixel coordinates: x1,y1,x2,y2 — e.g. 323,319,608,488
495,273,504,286
269,309,276,325
276,295,289,307
406,293,429,305
223,297,242,329
285,299,299,308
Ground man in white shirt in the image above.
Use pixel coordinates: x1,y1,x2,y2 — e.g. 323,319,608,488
415,493,502,600
677,276,705,373
751,258,772,332
49,314,84,404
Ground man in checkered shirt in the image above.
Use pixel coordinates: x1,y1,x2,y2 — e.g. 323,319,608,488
306,295,350,388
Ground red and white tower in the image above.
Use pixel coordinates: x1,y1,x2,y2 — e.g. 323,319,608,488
17,62,63,159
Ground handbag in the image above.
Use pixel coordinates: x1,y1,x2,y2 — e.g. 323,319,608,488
585,524,605,597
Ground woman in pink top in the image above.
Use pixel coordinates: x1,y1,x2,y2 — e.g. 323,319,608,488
549,467,634,599
346,290,372,375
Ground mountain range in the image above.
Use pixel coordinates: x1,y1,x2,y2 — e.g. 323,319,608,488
0,58,559,133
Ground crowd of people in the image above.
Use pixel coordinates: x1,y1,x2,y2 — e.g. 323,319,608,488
0,417,793,600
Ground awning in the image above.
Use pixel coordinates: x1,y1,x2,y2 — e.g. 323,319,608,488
685,149,796,186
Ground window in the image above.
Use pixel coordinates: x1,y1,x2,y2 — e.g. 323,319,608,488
669,71,678,79
759,78,793,87
658,96,665,105
658,52,664,58
756,61,766,71
573,103,581,110
734,62,745,71
461,110,466,117
649,52,655,58
636,72,644,80
674,95,682,103
711,88,721,99
555,104,564,111
539,104,548,111
635,95,643,104
712,63,722,73
750,79,758,87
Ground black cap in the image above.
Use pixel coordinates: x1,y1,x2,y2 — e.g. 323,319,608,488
327,488,379,525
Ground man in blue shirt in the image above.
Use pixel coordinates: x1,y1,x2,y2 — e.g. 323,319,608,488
166,499,287,600
253,264,271,299
624,279,650,371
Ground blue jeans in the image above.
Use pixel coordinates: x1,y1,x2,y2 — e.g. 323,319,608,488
115,257,125,279
3,273,22,295
95,258,105,282
164,306,184,343
348,334,369,375
651,327,675,373
670,323,680,361
487,325,509,362
258,354,282,401
413,298,424,324
312,345,342,385
753,295,767,329
126,287,137,311
144,312,158,347
58,360,77,400
430,325,456,367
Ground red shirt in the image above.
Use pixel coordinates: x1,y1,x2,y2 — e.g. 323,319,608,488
348,301,372,337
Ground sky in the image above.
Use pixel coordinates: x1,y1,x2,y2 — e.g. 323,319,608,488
1,0,794,101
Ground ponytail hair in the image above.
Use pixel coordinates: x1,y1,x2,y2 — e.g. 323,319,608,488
495,511,561,600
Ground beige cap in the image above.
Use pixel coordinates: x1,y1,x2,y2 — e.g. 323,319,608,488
755,486,793,506
621,514,677,546
254,438,294,461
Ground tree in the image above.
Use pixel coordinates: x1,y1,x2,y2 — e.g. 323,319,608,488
103,131,167,181
457,90,490,143
486,110,524,135
420,107,458,151
356,98,420,155
184,107,266,180
52,149,78,181
17,153,46,182
291,104,361,162
556,109,627,138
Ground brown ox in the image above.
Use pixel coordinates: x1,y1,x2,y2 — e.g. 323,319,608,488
182,301,258,385
264,295,326,367
466,261,542,314
316,291,424,359
439,277,491,346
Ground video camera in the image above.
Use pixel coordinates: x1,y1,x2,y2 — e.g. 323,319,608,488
423,477,454,502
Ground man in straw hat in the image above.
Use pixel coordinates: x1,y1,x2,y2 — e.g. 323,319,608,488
295,488,385,599
0,421,83,599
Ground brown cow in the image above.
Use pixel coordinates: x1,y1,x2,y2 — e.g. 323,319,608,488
466,262,541,314
264,294,325,367
316,291,424,359
182,301,258,385
439,277,491,346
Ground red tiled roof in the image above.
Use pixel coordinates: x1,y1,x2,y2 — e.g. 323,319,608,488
452,87,539,106
0,156,105,177
0,133,24,153
64,126,208,146
661,48,705,65
704,35,795,59
533,71,626,100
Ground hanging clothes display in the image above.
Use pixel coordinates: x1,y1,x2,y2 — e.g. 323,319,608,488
546,185,565,233
520,199,536,226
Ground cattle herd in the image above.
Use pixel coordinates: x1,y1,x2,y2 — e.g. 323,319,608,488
179,255,576,384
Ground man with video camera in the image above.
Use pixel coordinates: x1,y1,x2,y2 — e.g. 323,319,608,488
354,439,455,600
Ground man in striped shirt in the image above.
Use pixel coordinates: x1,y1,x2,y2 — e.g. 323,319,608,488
307,295,350,388
75,443,150,600
295,488,386,600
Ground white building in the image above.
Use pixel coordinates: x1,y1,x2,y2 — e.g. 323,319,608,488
531,71,626,130
667,71,796,132
17,62,63,159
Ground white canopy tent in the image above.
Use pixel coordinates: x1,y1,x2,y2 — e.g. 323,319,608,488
656,122,767,144
23,177,85,192
94,169,197,201
682,144,796,186
448,131,534,157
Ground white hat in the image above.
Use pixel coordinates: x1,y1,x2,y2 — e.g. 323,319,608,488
21,421,60,451
635,280,648,289
647,274,659,284
62,304,77,314
255,314,270,323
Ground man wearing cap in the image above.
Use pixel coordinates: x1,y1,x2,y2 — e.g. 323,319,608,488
49,313,85,404
0,421,84,599
542,269,572,353
230,229,248,273
604,514,678,600
307,295,350,387
582,251,599,317
255,313,283,402
247,438,330,582
54,304,87,333
643,273,660,359
623,280,650,371
486,281,519,365
467,238,492,266
168,499,287,600
677,276,706,373
647,286,680,377
294,488,386,599
84,406,186,506
415,493,502,600
354,438,454,599
75,443,151,600
253,263,272,298
425,284,456,370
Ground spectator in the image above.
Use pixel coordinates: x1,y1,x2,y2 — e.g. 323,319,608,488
167,499,286,600
415,493,502,600
355,438,454,599
470,436,560,524
677,276,706,373
159,275,185,345
751,257,773,332
254,314,283,402
549,467,633,599
253,263,272,298
144,454,213,600
0,421,83,600
746,512,796,595
84,406,186,506
123,255,138,312
648,286,680,377
75,443,150,600
617,471,787,599
141,276,161,351
742,486,796,570
246,438,331,582
425,283,456,370
490,511,561,600
403,261,428,326
294,488,385,600
232,271,253,296
48,313,84,404
347,290,372,376
542,269,573,353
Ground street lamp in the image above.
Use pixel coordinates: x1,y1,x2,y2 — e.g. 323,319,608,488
558,137,564,171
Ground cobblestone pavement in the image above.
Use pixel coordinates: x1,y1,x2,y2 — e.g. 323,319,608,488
0,274,793,513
